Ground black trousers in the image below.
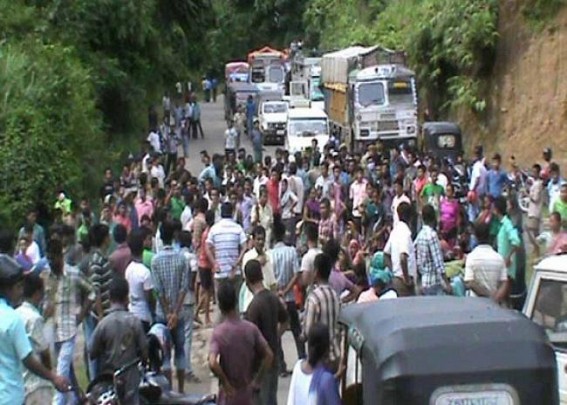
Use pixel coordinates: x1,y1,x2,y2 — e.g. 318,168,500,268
190,119,204,139
278,301,305,371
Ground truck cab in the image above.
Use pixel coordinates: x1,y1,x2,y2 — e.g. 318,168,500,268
285,107,330,154
259,100,288,145
350,64,418,149
524,254,567,404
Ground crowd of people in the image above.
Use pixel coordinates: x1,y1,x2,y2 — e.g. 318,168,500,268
1,92,567,405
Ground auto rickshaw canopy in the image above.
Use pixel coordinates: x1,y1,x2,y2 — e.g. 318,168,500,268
340,297,555,379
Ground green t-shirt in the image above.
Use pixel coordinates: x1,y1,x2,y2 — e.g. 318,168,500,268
553,199,567,229
170,197,185,221
143,249,154,270
421,183,445,211
496,216,521,280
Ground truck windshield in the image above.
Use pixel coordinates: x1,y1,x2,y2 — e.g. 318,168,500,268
357,82,385,107
263,103,287,114
310,77,324,101
289,118,327,137
268,68,284,83
387,80,415,105
530,278,567,350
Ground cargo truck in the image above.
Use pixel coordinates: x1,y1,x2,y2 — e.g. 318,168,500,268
320,46,418,151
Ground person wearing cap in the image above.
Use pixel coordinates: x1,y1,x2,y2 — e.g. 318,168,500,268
0,254,70,403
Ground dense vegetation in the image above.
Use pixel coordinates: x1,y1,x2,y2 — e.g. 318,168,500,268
0,0,212,226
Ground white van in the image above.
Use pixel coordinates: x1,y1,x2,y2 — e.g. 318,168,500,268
285,107,330,154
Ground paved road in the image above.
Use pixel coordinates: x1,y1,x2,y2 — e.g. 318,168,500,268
183,96,295,403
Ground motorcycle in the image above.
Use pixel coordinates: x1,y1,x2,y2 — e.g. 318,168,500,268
86,332,216,405
507,169,532,213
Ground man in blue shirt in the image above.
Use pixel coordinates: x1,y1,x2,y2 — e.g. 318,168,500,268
0,254,69,404
246,95,257,136
487,153,509,199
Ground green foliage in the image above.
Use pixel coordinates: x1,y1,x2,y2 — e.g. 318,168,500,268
0,40,104,227
522,0,564,24
0,0,214,229
209,0,308,68
303,0,499,114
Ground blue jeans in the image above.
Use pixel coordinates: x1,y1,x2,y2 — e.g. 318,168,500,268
181,134,190,157
54,336,80,405
183,304,194,374
83,314,99,382
158,316,187,371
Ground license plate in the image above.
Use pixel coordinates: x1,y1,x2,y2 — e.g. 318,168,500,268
276,130,285,135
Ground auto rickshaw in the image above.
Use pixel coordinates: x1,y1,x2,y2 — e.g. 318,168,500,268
340,297,558,405
421,121,463,162
224,82,259,122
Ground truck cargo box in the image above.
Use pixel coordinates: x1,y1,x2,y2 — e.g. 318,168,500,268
321,46,407,84
323,87,349,128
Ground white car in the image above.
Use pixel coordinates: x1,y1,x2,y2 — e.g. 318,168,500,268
285,107,330,154
524,254,567,403
259,101,288,145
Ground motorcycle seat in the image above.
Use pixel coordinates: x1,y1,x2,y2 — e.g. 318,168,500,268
157,391,216,404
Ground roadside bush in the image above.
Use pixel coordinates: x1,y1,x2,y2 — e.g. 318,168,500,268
0,40,104,228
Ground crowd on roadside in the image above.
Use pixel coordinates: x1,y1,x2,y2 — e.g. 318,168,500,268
2,91,567,405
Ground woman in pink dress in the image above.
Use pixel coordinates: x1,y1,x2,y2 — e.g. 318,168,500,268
439,183,460,243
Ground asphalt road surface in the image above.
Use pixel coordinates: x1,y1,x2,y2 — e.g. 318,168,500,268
183,96,295,403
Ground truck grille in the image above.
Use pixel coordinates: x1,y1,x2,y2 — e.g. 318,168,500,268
378,121,399,131
274,123,286,130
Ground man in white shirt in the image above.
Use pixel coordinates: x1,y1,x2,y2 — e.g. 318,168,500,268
384,201,416,296
224,120,238,155
300,222,322,290
391,179,411,227
180,194,193,231
206,202,248,303
239,226,277,314
288,163,305,219
315,163,334,200
149,156,166,189
468,146,487,221
349,168,368,219
124,230,154,332
464,222,509,302
147,129,162,153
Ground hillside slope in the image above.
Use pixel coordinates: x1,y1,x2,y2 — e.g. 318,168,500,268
463,0,567,166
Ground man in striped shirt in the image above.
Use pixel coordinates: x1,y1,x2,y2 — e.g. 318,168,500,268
206,202,247,303
270,219,305,376
302,253,341,374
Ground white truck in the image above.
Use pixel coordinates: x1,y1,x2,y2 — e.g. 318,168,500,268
524,254,567,404
285,107,330,155
290,55,324,104
321,45,418,151
259,100,288,145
